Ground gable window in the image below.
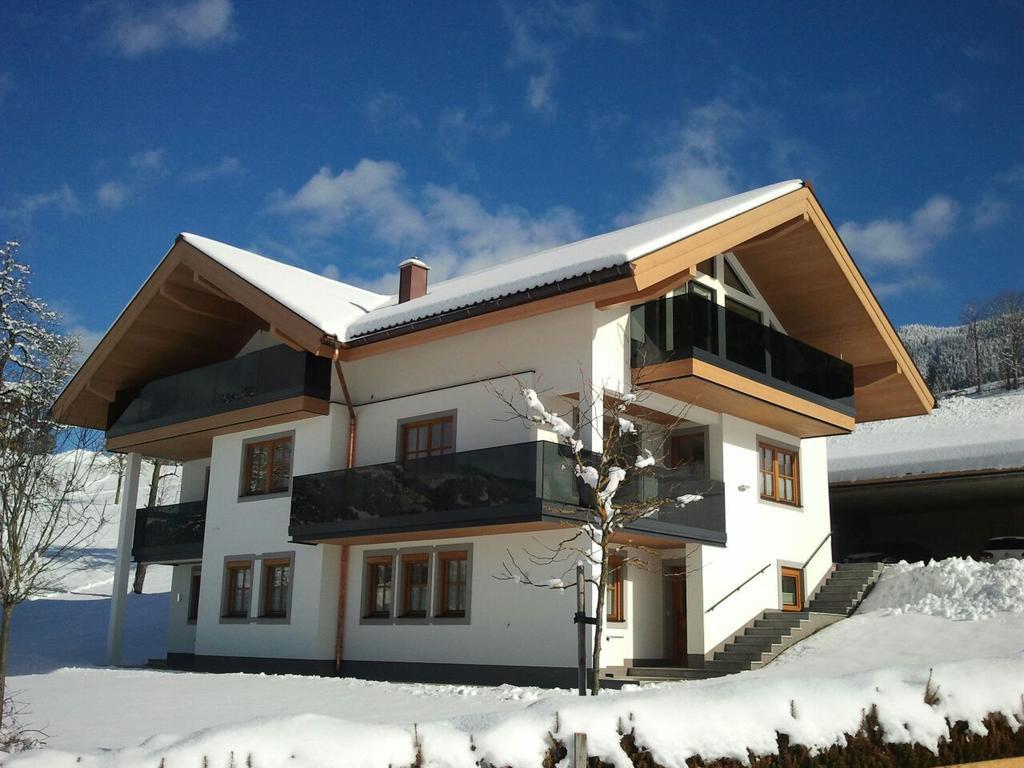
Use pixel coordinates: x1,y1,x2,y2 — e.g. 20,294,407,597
400,553,430,618
260,557,292,619
437,550,468,618
724,260,751,295
365,556,394,618
401,415,454,461
696,257,716,278
759,442,800,506
606,555,625,623
242,434,293,497
187,566,201,623
223,560,252,618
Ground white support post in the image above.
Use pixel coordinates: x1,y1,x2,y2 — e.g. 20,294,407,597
106,451,142,666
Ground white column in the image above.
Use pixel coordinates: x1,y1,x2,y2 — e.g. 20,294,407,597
106,451,142,666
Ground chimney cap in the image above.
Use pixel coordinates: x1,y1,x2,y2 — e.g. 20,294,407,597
399,258,430,270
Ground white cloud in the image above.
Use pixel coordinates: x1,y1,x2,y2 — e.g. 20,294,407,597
107,0,235,57
185,156,243,182
130,148,167,172
500,0,640,114
437,105,511,159
972,197,1010,230
838,195,959,267
69,325,105,361
872,274,942,300
96,180,129,209
0,183,80,221
363,92,421,133
615,100,743,225
274,158,583,293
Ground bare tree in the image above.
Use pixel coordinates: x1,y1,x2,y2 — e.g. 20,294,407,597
985,291,1024,391
0,240,107,731
488,372,703,694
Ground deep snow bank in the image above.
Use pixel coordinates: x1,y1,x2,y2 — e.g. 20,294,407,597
861,557,1024,620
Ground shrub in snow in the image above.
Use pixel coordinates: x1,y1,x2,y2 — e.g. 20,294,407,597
862,557,1024,620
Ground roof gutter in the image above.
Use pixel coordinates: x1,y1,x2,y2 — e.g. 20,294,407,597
344,262,634,348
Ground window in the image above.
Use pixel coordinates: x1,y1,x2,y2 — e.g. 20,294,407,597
223,560,252,618
670,430,707,479
187,567,201,623
437,550,468,618
780,567,803,611
606,556,624,622
724,260,750,294
260,557,292,619
365,556,394,618
760,442,800,506
400,415,454,460
242,435,293,496
400,553,430,618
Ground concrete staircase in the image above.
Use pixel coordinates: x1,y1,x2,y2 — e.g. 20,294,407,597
618,562,883,684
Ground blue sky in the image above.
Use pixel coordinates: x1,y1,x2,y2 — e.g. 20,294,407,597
2,0,1022,350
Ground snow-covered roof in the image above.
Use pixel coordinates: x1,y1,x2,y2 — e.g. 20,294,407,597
347,180,803,339
828,386,1024,483
181,233,392,338
185,180,803,342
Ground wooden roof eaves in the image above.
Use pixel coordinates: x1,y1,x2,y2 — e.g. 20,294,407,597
52,237,337,428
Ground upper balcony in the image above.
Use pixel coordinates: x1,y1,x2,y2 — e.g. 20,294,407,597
289,441,726,548
630,292,855,438
105,345,332,460
132,500,207,563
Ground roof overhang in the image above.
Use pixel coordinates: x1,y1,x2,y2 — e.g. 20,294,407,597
52,237,337,431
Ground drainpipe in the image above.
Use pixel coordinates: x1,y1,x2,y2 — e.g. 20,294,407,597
332,347,357,468
330,345,356,674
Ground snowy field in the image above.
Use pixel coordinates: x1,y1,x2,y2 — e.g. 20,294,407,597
3,455,1023,766
828,385,1024,482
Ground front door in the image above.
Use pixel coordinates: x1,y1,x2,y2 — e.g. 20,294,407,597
669,570,687,664
781,567,804,611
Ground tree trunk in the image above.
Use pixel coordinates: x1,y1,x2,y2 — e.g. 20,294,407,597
0,602,12,731
590,545,607,695
132,563,148,595
114,467,123,505
131,459,163,595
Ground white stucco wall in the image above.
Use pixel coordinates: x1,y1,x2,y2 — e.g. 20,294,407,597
166,563,198,654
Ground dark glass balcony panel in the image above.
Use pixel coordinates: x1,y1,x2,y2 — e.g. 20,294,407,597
290,441,727,545
133,500,206,562
630,292,854,409
107,345,332,437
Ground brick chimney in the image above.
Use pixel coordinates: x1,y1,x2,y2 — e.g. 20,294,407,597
398,258,429,303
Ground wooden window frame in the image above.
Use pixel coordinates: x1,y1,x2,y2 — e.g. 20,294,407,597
399,553,431,619
240,433,294,498
399,414,455,461
436,550,469,619
186,566,201,624
780,566,804,611
260,556,292,620
606,555,625,623
222,559,253,619
364,555,394,619
759,441,800,507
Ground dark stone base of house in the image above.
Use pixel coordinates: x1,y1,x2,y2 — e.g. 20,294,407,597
159,653,578,688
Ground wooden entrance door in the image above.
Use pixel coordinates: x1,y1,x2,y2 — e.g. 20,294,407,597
780,567,804,611
669,571,687,664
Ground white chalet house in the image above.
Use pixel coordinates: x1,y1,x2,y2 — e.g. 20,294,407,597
54,180,933,685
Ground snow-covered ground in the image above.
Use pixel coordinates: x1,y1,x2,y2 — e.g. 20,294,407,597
5,550,1023,766
828,385,1024,482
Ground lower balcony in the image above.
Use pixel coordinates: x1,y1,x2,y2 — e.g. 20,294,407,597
289,441,726,547
132,500,207,563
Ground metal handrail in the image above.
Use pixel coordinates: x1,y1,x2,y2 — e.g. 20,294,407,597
802,531,833,571
704,562,771,614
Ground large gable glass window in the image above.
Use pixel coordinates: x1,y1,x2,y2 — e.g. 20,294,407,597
242,435,293,496
401,416,454,461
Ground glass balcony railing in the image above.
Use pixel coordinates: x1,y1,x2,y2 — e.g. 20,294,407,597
107,345,332,436
132,500,207,562
630,292,854,408
290,441,726,545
